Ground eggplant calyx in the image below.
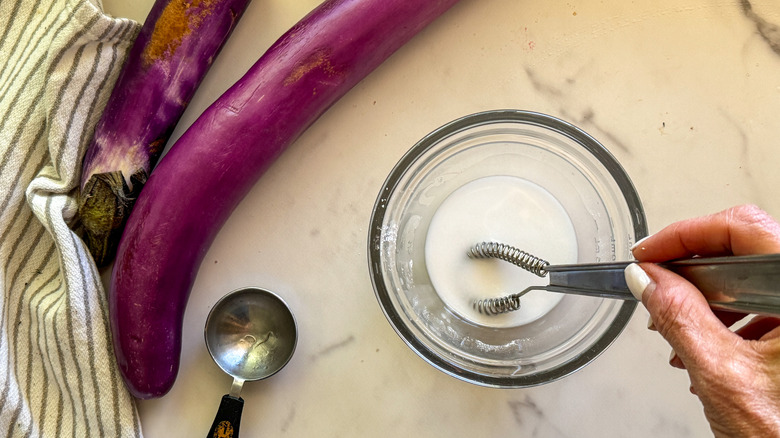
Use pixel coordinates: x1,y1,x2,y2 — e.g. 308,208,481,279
78,169,147,267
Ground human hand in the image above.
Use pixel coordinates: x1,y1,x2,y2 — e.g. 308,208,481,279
624,204,780,437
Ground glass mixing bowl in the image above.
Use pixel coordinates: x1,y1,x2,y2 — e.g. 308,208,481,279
368,110,647,387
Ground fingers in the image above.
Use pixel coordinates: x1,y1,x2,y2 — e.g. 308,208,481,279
669,350,685,369
632,204,780,262
647,309,748,332
663,311,750,371
711,309,749,327
734,316,780,342
625,262,740,370
625,206,780,435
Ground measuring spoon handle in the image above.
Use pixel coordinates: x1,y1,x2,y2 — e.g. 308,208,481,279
206,395,244,438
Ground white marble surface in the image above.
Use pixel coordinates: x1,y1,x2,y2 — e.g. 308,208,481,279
99,0,780,436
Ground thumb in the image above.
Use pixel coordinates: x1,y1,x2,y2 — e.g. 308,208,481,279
625,262,739,369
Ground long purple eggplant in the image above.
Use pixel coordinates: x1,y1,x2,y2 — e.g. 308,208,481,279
79,0,252,266
111,0,460,399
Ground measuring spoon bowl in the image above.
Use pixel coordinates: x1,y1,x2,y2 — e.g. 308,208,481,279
204,287,297,438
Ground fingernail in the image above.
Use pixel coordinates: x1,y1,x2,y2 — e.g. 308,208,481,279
624,263,655,301
631,235,651,252
647,316,656,330
669,349,676,363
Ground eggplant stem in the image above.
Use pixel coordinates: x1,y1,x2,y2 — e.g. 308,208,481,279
78,169,147,266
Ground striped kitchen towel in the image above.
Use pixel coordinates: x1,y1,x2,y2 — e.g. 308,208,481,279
0,0,143,436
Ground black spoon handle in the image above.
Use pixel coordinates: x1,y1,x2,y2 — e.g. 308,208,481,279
206,395,244,438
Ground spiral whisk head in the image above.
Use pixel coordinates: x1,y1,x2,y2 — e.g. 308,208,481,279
472,295,522,315
467,242,549,277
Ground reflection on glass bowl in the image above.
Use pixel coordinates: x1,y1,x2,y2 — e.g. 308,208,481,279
368,110,647,388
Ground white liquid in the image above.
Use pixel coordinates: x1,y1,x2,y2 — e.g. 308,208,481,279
424,176,577,328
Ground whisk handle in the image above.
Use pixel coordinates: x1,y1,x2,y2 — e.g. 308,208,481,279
663,254,780,315
547,254,780,316
545,262,635,301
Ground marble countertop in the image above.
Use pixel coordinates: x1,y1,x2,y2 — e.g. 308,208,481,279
100,0,780,436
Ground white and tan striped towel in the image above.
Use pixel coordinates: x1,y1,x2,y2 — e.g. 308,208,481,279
1,0,143,436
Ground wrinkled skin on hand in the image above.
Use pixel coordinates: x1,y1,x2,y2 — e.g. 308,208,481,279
632,204,780,437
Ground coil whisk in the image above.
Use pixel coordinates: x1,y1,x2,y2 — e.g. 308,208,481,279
472,294,522,315
467,242,550,277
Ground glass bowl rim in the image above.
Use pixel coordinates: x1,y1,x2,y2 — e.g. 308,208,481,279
367,109,647,387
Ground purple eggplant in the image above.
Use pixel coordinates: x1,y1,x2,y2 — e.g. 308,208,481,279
79,0,252,266
110,0,460,399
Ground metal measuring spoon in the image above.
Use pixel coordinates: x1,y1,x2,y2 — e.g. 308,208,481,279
204,287,297,438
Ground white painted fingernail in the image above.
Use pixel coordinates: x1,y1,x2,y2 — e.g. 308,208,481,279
631,235,651,251
624,263,654,301
647,316,656,330
669,349,677,363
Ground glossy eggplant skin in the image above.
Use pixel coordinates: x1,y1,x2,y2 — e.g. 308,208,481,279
79,0,252,267
111,0,460,399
